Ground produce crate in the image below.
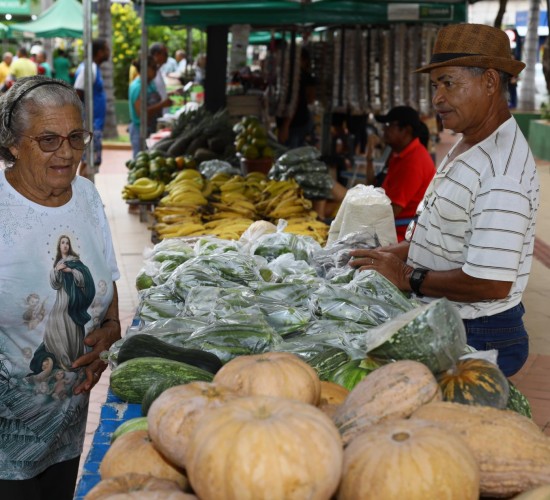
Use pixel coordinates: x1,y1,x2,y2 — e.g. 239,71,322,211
240,157,273,175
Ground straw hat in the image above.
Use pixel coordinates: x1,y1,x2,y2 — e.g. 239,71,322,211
415,23,525,76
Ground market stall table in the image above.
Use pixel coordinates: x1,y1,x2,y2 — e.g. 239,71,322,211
74,390,142,499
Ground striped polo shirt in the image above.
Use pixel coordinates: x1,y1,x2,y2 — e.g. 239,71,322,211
407,117,539,319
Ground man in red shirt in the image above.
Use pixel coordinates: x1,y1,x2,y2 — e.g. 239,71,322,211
369,106,435,241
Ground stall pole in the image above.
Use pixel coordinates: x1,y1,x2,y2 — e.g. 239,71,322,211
139,0,148,153
204,25,228,113
83,0,95,182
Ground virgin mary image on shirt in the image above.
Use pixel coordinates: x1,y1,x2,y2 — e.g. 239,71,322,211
42,234,95,370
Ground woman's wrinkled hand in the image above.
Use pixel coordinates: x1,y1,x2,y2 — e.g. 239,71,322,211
348,248,413,291
72,321,121,395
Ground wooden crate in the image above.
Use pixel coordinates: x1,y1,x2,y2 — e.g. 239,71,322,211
226,94,263,118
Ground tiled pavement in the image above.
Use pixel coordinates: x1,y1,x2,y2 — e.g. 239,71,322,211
80,130,550,479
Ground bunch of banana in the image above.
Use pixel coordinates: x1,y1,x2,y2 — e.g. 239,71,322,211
284,217,330,244
158,177,209,207
167,168,204,190
219,175,246,195
202,217,256,240
154,221,208,240
122,177,165,202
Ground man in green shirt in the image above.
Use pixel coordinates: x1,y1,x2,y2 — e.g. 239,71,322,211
53,49,72,83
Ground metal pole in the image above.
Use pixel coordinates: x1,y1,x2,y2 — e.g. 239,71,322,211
83,0,95,181
139,0,148,154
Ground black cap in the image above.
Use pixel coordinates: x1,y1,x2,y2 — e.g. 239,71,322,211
375,106,422,131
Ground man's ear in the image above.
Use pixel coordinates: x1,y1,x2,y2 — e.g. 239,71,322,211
484,69,500,96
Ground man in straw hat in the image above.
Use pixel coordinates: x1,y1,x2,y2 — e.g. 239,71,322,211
349,23,540,377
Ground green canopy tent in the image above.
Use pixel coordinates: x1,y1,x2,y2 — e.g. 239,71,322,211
9,0,83,38
141,0,466,27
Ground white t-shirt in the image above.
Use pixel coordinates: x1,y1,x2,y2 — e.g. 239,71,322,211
0,171,119,479
408,117,539,319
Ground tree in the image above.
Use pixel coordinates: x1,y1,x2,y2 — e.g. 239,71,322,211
97,0,118,139
518,0,541,111
494,0,509,28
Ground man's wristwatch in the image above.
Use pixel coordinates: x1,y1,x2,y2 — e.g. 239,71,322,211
409,268,429,297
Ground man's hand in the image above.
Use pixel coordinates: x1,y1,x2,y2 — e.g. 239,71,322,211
348,248,413,291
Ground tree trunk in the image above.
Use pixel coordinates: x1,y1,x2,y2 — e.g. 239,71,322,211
518,0,541,111
493,0,508,28
97,0,119,139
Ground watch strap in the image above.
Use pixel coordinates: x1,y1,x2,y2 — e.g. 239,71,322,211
409,268,429,297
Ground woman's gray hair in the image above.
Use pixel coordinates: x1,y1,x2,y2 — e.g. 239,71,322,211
0,76,84,168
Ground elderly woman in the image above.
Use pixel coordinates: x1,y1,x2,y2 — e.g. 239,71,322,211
0,76,121,499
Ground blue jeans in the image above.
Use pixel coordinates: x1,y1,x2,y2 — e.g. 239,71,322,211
463,303,528,377
129,123,141,158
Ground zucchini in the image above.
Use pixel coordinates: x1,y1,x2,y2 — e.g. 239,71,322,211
506,380,532,418
307,347,351,381
110,417,149,443
141,379,186,416
117,334,222,374
110,356,214,403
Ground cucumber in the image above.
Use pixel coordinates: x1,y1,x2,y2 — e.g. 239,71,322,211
117,334,222,374
110,356,214,403
110,417,149,443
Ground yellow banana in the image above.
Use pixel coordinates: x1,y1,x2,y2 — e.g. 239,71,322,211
175,223,206,237
139,181,165,201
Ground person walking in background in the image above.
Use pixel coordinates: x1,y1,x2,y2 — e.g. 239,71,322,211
53,49,72,84
128,56,173,158
148,43,169,100
0,52,13,87
160,50,178,76
349,23,539,377
366,106,435,241
73,38,110,178
8,47,37,81
35,51,52,78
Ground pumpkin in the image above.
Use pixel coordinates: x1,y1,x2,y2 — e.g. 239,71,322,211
319,381,349,406
333,360,442,445
84,473,195,500
147,381,240,469
411,401,550,498
213,351,321,405
513,485,550,499
436,358,510,408
338,419,480,500
184,395,343,500
99,430,188,490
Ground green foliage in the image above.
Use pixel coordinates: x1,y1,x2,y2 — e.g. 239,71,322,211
541,101,550,120
110,3,204,100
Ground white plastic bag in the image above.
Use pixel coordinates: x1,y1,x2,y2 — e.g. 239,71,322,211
327,184,397,246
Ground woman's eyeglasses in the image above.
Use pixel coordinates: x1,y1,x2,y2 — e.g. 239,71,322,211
21,131,93,152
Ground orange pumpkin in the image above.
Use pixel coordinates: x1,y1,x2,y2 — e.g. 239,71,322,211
319,381,349,406
213,351,321,405
84,473,195,500
338,419,480,500
99,430,187,490
147,381,240,469
185,395,343,500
